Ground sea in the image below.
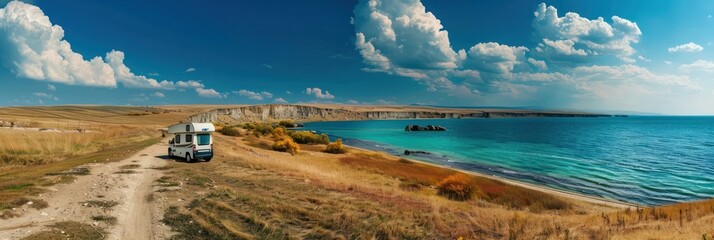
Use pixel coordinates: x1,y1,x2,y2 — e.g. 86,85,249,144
303,117,714,206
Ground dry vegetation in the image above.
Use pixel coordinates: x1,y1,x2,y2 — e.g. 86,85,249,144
154,132,714,239
0,105,192,216
2,107,713,239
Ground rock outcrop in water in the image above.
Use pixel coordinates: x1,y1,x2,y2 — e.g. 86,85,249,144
187,104,611,123
405,125,447,131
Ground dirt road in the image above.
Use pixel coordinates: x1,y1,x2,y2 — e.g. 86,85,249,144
0,141,174,240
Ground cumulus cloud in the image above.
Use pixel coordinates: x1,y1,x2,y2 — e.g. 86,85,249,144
195,88,224,98
185,67,196,72
105,50,176,89
0,1,222,98
346,99,359,104
532,3,641,62
148,72,160,76
305,87,335,99
152,92,164,98
527,58,548,70
680,60,714,73
465,42,528,74
353,0,462,70
668,42,703,53
235,89,273,100
274,97,287,103
47,84,56,91
0,1,116,87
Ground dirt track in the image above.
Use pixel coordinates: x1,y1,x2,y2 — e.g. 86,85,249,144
0,141,174,240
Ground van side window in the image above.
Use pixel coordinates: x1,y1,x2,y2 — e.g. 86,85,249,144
175,135,181,144
185,134,193,143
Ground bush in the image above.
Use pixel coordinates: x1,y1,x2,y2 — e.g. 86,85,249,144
437,173,474,201
324,139,347,154
219,126,241,136
272,127,288,139
289,131,329,144
272,136,299,155
244,123,273,136
277,120,296,128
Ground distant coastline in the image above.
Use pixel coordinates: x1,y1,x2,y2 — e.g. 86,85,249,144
188,104,615,123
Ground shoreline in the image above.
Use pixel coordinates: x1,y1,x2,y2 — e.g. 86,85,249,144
343,143,639,209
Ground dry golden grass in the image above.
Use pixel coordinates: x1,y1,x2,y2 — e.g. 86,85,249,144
0,106,171,215
0,126,154,166
154,133,714,239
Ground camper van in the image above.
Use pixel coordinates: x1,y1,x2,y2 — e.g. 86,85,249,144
167,122,215,162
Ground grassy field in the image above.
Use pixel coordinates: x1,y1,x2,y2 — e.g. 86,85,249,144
155,129,714,239
0,106,194,216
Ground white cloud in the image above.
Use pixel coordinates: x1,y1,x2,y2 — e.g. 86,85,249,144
680,60,714,73
573,65,700,90
527,58,548,70
664,61,672,65
33,92,58,100
152,92,165,98
185,67,196,72
261,64,273,69
195,88,223,98
175,80,204,89
305,87,335,99
373,99,396,105
148,72,160,76
465,42,528,74
235,89,273,100
105,50,177,89
0,1,116,87
668,42,703,53
353,0,461,70
0,1,219,97
532,3,641,62
346,99,359,104
637,55,651,62
274,97,287,103
47,84,56,91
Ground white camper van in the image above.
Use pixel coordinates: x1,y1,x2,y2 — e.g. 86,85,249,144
167,122,215,162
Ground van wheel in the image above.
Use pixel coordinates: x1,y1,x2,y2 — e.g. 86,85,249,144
185,153,192,162
205,158,212,162
168,149,173,158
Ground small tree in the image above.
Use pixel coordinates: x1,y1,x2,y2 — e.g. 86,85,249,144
324,139,347,154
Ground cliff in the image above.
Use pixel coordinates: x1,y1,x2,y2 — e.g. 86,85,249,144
187,104,611,123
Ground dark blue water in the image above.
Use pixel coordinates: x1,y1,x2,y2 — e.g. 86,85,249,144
303,117,714,205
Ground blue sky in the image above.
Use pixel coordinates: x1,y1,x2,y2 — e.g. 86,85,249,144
0,0,712,114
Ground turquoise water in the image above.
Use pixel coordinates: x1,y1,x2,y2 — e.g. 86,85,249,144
303,117,714,205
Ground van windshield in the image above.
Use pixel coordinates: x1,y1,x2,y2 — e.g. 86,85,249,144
197,134,211,146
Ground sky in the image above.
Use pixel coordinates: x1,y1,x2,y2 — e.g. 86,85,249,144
0,0,713,115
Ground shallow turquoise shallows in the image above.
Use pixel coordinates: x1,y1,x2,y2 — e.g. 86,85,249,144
303,117,714,206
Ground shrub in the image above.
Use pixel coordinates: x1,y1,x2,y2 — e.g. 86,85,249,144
289,131,329,144
437,173,474,201
272,136,299,155
277,120,296,128
219,126,241,136
324,139,347,154
272,127,288,139
244,123,273,136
